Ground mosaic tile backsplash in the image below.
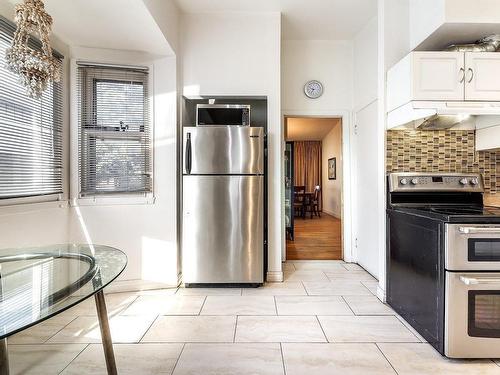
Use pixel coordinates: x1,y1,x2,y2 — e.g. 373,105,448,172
386,130,500,194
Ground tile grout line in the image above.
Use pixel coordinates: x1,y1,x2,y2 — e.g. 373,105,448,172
340,295,356,316
43,315,80,344
233,316,239,343
375,342,400,375
301,281,309,296
57,343,90,374
279,342,287,375
138,313,160,343
198,296,208,316
315,315,329,343
170,343,186,375
391,315,421,342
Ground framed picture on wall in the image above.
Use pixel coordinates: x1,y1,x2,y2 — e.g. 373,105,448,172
328,157,336,180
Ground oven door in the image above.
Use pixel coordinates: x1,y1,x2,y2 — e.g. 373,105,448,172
445,271,500,358
445,224,500,271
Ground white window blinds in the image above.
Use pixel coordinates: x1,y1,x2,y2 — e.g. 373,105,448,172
0,17,63,200
77,63,152,197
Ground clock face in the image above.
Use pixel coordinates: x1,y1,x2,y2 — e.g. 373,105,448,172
304,80,323,99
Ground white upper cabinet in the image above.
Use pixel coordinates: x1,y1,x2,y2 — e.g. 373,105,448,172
413,52,465,101
387,51,500,113
465,52,500,101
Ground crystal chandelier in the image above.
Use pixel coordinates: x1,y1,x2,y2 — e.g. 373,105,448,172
5,0,61,99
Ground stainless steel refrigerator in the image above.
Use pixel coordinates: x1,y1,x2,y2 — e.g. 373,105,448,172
182,126,264,285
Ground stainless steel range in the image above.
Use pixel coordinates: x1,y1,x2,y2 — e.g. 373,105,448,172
386,172,500,358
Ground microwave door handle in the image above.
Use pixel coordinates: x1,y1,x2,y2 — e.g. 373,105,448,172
460,276,500,286
185,133,192,174
459,227,500,234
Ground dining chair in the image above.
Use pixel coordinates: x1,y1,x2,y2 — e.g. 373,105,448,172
293,186,306,218
308,185,321,219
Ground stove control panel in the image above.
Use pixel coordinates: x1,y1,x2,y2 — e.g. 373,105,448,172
388,173,484,192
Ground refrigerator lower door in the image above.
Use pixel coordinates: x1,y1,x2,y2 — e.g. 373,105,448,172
182,175,264,284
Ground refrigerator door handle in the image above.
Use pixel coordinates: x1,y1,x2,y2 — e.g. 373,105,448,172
185,133,192,174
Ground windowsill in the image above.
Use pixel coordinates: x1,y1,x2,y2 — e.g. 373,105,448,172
71,194,155,207
0,198,68,215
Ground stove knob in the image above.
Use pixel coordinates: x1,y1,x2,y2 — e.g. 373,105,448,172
459,178,468,185
411,178,418,185
470,178,479,186
400,178,408,185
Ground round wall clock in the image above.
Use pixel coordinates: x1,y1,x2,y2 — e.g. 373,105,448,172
304,80,323,99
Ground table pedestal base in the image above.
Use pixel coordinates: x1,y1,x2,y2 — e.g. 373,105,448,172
0,339,8,375
0,291,117,375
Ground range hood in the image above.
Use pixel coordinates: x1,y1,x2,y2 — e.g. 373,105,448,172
387,101,500,130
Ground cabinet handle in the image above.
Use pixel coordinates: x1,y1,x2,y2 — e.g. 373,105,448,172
466,68,474,83
459,67,465,83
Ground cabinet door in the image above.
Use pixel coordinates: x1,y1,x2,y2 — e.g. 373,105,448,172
465,52,500,101
412,52,465,101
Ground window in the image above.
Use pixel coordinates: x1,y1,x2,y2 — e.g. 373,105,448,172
77,64,152,197
0,17,63,201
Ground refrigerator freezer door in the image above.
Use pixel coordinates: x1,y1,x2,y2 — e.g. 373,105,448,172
182,175,264,284
183,126,264,175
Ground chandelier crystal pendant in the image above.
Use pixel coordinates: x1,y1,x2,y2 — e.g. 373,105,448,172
5,0,61,98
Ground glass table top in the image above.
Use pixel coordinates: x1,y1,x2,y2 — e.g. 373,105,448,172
0,244,127,339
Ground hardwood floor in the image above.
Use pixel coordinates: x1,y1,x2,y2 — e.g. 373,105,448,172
286,213,342,260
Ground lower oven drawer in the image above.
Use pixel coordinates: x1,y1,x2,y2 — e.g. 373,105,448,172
445,271,500,358
445,224,500,271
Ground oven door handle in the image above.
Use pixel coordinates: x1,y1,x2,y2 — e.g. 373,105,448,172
458,226,500,234
460,276,500,285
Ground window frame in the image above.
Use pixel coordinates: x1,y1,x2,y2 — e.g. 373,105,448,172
0,16,65,207
71,60,155,206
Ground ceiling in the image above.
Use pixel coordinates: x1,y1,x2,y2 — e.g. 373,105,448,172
285,117,341,141
174,0,377,40
7,0,173,55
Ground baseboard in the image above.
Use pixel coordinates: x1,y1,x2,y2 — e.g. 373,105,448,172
266,271,284,282
322,208,341,219
376,284,386,302
105,278,180,294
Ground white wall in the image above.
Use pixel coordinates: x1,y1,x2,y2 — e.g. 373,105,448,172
68,47,178,285
352,102,382,278
180,13,283,280
354,17,378,111
321,122,342,218
371,0,410,299
350,10,382,280
142,0,180,54
281,39,354,262
409,0,445,51
409,0,500,51
282,40,353,112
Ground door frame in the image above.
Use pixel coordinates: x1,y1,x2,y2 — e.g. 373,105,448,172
281,110,353,263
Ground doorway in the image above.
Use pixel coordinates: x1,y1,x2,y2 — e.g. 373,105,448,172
284,116,343,260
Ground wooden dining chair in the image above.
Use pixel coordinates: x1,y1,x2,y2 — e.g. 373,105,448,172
308,185,321,219
293,186,306,218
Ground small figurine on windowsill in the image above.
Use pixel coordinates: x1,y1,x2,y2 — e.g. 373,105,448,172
119,121,129,131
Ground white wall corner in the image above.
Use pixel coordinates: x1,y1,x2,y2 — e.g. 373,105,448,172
377,284,387,302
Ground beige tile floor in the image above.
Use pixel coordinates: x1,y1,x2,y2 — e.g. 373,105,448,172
7,260,500,375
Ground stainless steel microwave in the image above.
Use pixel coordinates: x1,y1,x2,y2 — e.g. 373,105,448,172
196,104,250,126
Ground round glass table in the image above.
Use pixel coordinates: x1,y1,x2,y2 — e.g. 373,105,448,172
0,244,127,375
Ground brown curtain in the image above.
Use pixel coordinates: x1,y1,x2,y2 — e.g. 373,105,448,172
294,141,322,193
